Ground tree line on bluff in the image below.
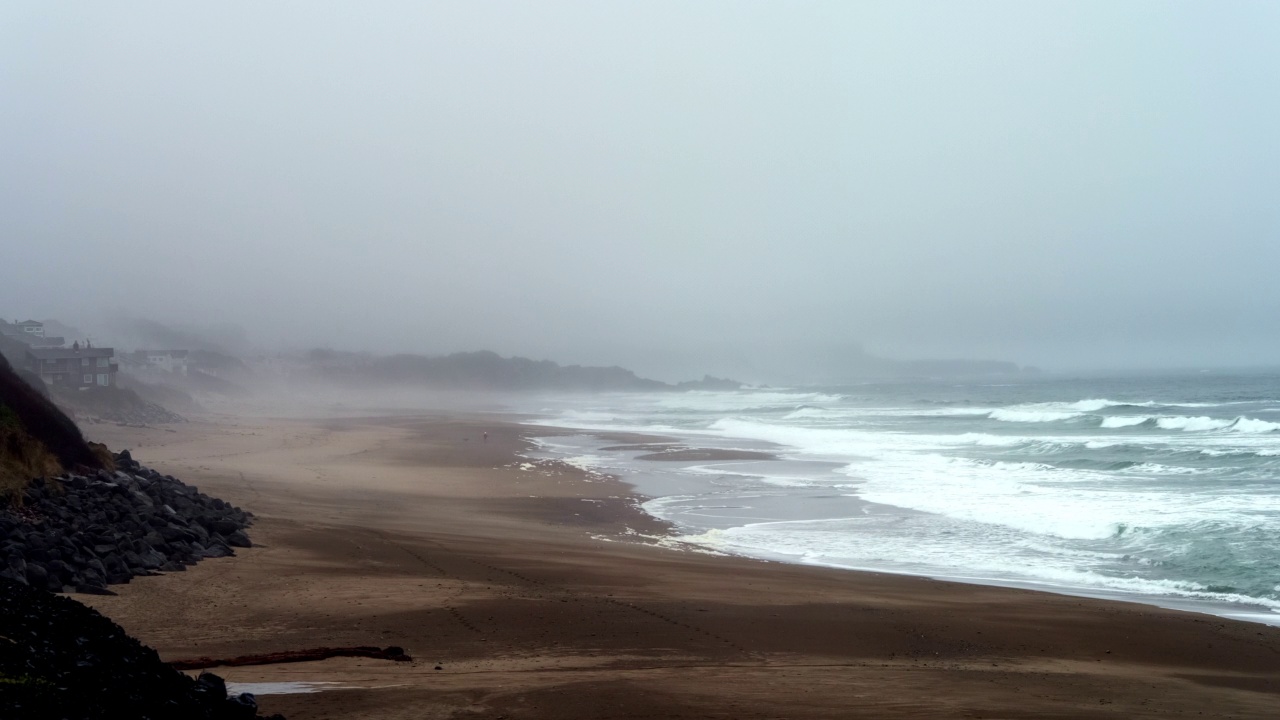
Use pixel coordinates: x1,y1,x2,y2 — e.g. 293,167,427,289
305,349,741,392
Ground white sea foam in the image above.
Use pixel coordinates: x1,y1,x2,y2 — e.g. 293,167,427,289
1156,416,1235,432
1127,462,1207,475
1022,440,1085,454
1231,417,1280,433
988,399,1139,419
562,455,610,473
1148,415,1280,433
837,448,1280,541
707,418,860,451
843,455,1134,539
520,383,1280,619
984,399,1262,427
582,416,1280,544
1067,399,1127,412
1062,399,1258,410
677,519,1280,613
698,420,1167,539
1101,416,1149,428
706,418,936,458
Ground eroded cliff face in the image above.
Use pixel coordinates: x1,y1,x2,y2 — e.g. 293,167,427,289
0,353,111,499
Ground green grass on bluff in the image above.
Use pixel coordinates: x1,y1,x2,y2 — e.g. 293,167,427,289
0,355,110,503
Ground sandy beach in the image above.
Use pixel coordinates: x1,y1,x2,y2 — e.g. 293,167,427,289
76,412,1280,719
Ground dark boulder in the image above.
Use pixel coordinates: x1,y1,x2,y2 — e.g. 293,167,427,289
1,451,256,596
25,561,48,587
0,578,284,719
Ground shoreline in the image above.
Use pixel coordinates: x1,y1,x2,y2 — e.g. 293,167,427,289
525,422,1280,628
75,412,1280,718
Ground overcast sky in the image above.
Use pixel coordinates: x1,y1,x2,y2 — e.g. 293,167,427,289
3,2,1278,379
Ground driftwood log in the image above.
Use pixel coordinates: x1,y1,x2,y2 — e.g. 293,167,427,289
170,645,412,670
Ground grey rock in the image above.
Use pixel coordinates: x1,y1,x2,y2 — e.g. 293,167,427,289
211,519,241,535
201,542,234,559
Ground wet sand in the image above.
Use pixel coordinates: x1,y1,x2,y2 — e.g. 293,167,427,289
79,413,1280,719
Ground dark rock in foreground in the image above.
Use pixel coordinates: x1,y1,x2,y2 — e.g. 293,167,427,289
0,577,281,719
0,450,253,594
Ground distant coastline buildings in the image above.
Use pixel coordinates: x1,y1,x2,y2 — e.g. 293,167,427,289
24,346,118,389
129,349,190,375
0,319,65,349
2,318,118,389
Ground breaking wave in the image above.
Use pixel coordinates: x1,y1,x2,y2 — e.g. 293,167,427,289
526,375,1280,622
1155,416,1280,433
988,408,1082,423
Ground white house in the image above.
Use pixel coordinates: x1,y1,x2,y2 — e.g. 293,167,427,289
15,320,44,338
136,349,190,375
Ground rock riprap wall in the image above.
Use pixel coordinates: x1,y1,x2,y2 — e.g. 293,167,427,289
1,450,253,594
0,576,280,719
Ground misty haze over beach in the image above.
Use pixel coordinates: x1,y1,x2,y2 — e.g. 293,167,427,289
3,2,1279,381
5,5,1280,719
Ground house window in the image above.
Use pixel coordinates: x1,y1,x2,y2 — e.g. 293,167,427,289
81,358,89,366
83,374,92,384
97,374,109,386
97,357,108,367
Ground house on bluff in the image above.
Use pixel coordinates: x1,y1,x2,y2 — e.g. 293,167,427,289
24,345,118,389
0,319,65,348
13,319,44,338
130,349,189,375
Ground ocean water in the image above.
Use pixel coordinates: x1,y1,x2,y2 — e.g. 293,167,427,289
520,373,1280,624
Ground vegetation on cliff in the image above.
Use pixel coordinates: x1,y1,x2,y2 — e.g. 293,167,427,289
0,355,107,501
